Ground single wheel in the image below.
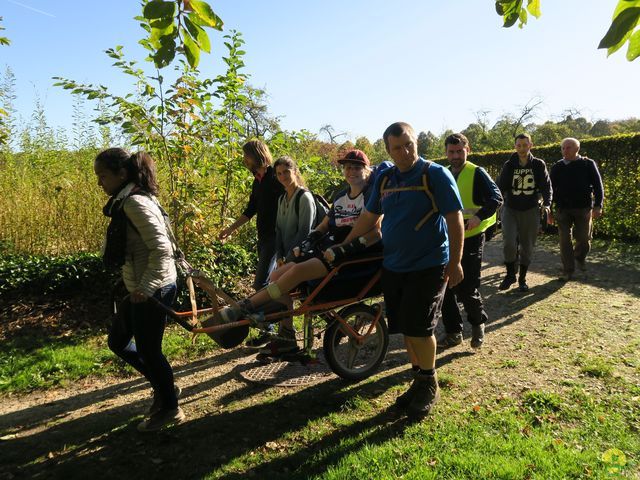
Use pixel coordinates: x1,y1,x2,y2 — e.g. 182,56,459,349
323,303,388,381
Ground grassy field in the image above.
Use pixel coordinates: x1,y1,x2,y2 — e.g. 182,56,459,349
0,236,638,479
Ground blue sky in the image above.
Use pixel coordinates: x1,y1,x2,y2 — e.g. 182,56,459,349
1,0,638,143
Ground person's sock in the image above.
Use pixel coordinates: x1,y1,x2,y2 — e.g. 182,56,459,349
417,368,435,377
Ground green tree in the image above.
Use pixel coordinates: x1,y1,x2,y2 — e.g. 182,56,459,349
417,130,440,158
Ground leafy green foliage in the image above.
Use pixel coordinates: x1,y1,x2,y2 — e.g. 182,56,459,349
0,252,114,296
598,1,640,60
139,0,222,69
497,0,640,61
0,16,9,46
495,0,541,29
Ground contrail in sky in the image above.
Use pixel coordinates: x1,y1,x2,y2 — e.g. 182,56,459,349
7,0,56,18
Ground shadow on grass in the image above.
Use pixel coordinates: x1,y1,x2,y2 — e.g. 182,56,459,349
0,343,470,479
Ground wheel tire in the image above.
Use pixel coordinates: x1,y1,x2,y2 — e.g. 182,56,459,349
323,303,389,381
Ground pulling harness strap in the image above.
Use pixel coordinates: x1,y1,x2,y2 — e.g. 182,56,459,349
379,164,439,231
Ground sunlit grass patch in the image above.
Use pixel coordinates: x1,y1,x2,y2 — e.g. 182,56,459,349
0,324,218,393
574,354,614,379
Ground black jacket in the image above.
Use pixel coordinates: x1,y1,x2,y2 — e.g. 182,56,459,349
497,152,552,211
550,157,604,209
242,165,285,242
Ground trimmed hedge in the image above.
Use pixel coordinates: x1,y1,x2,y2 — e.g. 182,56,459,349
454,133,640,240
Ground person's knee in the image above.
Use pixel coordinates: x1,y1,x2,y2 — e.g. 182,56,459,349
107,333,128,354
266,282,282,299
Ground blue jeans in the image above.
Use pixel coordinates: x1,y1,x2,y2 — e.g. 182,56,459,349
108,283,178,409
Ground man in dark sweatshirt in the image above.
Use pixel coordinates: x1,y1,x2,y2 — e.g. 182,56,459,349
549,137,604,281
497,133,552,292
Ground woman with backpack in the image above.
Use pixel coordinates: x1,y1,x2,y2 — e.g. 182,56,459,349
94,148,184,432
273,155,317,265
201,150,382,355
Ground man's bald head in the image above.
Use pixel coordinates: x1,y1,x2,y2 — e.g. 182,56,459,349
561,137,580,161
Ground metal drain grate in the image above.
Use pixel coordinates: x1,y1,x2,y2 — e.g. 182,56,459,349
239,352,334,387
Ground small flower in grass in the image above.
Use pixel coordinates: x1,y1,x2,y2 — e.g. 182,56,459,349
601,448,626,473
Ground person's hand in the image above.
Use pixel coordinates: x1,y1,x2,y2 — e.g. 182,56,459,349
130,289,149,303
323,248,336,263
444,262,464,288
218,227,231,241
276,258,286,268
592,207,603,219
466,215,481,231
547,210,554,225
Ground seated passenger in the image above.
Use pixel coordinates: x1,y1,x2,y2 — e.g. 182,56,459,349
199,149,382,354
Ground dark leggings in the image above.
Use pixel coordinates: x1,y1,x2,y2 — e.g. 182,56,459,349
108,283,178,410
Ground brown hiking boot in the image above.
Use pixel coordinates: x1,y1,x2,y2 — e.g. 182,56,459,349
406,373,440,418
394,371,423,409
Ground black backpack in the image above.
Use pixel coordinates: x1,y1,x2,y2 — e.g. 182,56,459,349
293,188,330,228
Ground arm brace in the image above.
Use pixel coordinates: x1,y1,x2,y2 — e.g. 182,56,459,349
326,236,367,264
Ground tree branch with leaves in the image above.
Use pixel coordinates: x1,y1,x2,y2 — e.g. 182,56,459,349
496,0,640,61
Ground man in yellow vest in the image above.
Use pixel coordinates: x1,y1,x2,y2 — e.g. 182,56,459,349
440,134,503,349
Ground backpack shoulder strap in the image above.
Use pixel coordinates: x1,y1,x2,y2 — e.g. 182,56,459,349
293,188,307,217
415,161,438,231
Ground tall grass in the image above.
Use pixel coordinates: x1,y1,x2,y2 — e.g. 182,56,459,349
0,149,106,254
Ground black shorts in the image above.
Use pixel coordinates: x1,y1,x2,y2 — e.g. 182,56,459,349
382,265,446,337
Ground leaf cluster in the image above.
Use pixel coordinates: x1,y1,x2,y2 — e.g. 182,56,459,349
598,0,640,61
496,0,640,61
495,0,541,29
138,0,223,69
0,16,9,47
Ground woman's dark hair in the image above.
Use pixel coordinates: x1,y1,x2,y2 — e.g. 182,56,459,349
95,148,159,195
243,139,273,167
273,155,305,187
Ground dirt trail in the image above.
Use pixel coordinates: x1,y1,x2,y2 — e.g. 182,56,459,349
1,235,639,479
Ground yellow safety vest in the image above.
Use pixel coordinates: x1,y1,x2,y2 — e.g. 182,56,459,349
456,161,496,238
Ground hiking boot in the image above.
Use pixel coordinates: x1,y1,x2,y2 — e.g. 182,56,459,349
558,272,573,282
258,328,298,355
148,384,182,415
406,373,440,418
576,259,587,271
394,372,424,409
499,274,517,290
438,332,463,349
245,330,274,349
499,262,517,290
517,265,529,292
470,324,485,349
137,407,185,432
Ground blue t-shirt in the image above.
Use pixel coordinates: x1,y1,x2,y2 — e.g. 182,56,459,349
366,158,462,272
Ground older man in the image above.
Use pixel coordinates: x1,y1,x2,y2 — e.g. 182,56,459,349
341,122,464,419
549,138,604,280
